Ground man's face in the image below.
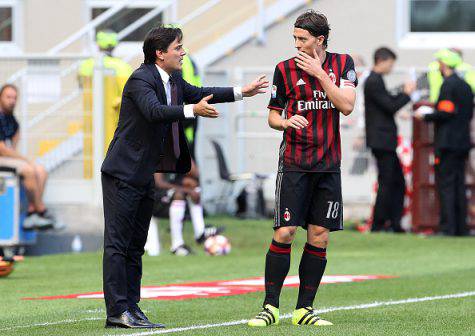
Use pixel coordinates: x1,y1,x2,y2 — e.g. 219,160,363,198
293,27,324,56
0,87,17,114
438,60,449,76
379,58,395,74
157,38,186,73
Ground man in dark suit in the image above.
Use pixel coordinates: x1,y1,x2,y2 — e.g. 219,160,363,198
101,25,268,328
364,47,415,233
415,49,474,236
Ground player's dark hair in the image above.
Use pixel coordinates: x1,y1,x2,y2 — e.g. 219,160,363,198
0,84,17,97
294,10,331,48
143,25,183,64
373,47,397,65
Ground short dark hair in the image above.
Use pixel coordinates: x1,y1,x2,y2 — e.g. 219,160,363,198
373,47,397,65
0,84,17,97
294,10,331,48
143,25,183,64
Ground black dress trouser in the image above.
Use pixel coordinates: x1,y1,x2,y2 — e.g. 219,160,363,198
435,150,469,236
102,173,155,317
371,149,406,231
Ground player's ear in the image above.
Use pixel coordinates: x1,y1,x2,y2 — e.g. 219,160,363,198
317,35,324,47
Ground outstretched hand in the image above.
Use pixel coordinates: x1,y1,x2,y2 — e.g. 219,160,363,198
242,75,269,97
193,94,219,118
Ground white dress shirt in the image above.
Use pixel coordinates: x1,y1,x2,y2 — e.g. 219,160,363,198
155,64,242,118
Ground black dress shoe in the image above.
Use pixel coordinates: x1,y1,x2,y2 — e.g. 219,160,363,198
129,305,166,328
105,309,152,328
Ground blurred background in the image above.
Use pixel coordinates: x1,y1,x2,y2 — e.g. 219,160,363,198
0,0,474,255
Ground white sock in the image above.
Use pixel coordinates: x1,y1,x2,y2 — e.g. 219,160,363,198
187,198,205,239
145,217,160,256
169,200,186,250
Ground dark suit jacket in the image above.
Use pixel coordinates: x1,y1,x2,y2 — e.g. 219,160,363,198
101,63,235,187
364,71,410,151
424,73,474,152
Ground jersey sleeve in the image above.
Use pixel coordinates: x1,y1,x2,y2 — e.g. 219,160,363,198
424,81,456,122
267,65,287,111
435,82,456,114
340,55,358,89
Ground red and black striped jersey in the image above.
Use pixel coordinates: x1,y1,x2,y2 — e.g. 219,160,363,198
268,52,358,172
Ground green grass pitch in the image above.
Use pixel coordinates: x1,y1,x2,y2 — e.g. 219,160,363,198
1,217,474,335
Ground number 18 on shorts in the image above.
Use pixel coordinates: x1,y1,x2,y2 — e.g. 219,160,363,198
274,172,343,231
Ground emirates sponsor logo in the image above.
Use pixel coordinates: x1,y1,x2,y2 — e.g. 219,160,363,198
297,90,335,111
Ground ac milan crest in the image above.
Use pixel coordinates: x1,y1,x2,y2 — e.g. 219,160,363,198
329,71,337,84
283,208,291,222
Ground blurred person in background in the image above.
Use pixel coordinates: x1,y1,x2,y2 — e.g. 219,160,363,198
415,49,474,236
427,48,475,103
78,29,132,90
78,30,133,149
153,164,223,256
364,47,415,233
0,84,55,230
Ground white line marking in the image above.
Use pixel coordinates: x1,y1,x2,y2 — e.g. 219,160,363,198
1,291,473,334
116,291,475,336
0,317,103,332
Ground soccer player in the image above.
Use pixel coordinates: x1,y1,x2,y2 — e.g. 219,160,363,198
248,10,357,327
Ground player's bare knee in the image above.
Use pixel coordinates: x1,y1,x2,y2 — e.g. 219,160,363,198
308,226,329,248
274,227,296,244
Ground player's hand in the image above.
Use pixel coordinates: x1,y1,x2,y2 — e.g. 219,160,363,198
193,95,219,118
282,115,308,130
295,49,324,78
242,75,269,97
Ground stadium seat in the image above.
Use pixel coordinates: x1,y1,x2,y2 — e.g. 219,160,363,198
210,140,268,217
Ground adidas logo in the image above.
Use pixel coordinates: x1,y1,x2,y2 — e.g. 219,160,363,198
296,78,306,86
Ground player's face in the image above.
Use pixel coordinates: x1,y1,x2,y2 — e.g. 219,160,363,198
293,27,324,56
157,38,186,73
0,87,17,114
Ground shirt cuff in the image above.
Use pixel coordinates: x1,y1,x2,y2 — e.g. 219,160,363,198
184,104,195,118
234,87,243,101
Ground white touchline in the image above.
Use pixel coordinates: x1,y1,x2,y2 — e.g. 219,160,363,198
1,291,473,334
0,317,103,332
115,291,475,336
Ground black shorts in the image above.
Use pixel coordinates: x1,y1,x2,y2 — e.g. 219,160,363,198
274,171,343,231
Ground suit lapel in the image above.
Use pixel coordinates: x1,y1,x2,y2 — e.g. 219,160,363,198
145,63,167,103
